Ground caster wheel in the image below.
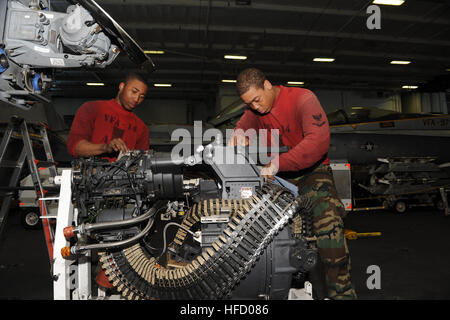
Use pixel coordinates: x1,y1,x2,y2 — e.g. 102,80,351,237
394,201,407,214
20,209,41,229
436,199,446,211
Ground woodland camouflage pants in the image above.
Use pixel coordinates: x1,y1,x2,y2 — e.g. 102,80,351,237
291,164,357,300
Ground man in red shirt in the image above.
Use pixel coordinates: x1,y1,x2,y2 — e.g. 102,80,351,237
67,72,150,290
67,72,150,161
230,68,356,300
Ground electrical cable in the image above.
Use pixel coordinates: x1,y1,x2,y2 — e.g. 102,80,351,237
157,222,196,260
142,206,169,252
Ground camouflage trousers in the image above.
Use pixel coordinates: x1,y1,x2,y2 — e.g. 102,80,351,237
289,163,357,300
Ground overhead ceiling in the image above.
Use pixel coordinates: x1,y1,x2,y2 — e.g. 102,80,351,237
49,0,450,101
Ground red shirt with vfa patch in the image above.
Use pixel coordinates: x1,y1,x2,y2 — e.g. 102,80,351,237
67,99,149,162
234,85,330,172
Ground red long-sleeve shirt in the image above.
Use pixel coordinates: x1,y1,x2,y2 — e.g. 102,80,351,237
234,85,330,172
67,99,149,160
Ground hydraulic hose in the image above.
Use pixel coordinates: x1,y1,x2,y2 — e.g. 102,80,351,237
65,201,165,255
72,202,163,235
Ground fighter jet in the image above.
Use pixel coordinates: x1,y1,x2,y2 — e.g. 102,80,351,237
326,106,450,213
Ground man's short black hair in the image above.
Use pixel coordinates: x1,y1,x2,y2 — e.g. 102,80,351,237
123,72,148,86
236,68,267,96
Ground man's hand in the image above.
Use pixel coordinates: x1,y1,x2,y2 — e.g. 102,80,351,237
261,161,278,182
105,138,129,154
227,135,249,147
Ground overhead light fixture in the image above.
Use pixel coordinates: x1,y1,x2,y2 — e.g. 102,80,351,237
222,79,237,83
402,85,418,89
86,82,105,86
372,0,405,6
224,55,247,60
390,60,411,65
154,83,172,87
287,81,304,85
144,50,165,54
313,58,335,62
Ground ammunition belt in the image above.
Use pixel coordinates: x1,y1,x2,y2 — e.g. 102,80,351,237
99,183,312,300
169,198,249,252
